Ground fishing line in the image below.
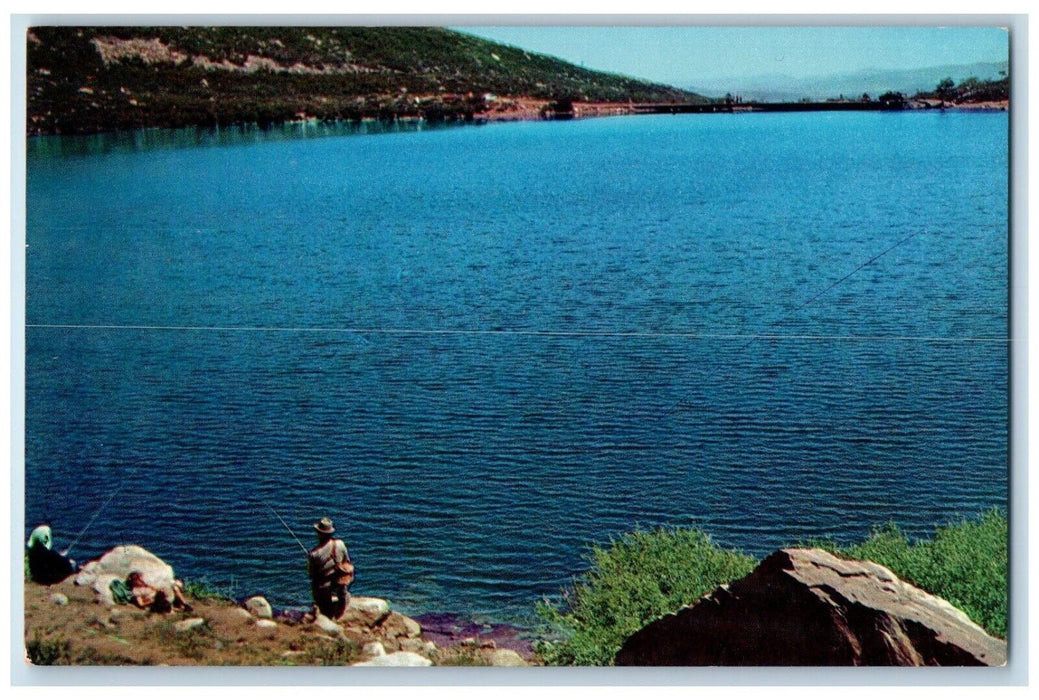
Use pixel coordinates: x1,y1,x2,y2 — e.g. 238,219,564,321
661,228,930,417
267,504,309,556
63,484,124,556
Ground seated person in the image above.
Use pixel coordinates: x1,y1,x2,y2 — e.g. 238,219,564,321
26,524,77,585
125,571,193,613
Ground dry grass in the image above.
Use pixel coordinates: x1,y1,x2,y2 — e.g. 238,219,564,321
23,579,357,666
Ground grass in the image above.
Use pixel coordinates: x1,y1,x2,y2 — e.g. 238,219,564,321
182,576,236,602
536,511,1008,665
822,509,1008,639
535,527,756,666
26,633,71,665
297,636,361,666
151,620,218,662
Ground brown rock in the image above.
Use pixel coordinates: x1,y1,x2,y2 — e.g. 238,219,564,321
376,611,423,640
399,638,437,656
615,548,1007,666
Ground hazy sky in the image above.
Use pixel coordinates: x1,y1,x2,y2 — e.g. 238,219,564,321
453,26,1009,86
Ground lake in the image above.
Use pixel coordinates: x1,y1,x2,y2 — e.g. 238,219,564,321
25,111,1008,624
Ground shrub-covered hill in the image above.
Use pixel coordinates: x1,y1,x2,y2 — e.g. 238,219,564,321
27,26,705,134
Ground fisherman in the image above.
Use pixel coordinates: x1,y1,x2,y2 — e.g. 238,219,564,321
25,524,77,585
307,517,354,620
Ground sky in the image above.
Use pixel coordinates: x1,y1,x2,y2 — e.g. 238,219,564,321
453,26,1009,87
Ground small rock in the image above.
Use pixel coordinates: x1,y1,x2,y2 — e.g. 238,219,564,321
377,611,423,639
352,651,432,667
313,612,344,637
489,649,527,667
340,628,368,646
362,641,387,658
89,615,116,630
255,619,278,636
244,596,273,619
399,638,437,656
49,593,69,606
339,596,390,627
173,618,206,633
230,608,254,622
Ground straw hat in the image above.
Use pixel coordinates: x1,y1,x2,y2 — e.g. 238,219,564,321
314,517,336,535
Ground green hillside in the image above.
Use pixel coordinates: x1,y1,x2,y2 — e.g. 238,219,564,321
27,26,704,134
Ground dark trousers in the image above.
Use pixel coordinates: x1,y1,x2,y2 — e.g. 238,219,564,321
312,583,348,619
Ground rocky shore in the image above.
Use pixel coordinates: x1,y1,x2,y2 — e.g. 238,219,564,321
23,544,537,667
24,541,1008,668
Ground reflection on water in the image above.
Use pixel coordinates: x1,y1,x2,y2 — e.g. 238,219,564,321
27,118,472,158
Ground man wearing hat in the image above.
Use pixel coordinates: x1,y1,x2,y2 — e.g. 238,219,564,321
307,517,354,619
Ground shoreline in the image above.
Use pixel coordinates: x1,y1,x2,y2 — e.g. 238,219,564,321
26,97,1010,138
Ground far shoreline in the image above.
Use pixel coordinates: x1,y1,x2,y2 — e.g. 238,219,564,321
26,97,1011,140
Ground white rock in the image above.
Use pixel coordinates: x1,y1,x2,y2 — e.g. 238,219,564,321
230,608,254,622
350,596,389,615
75,545,175,589
489,649,528,667
244,596,273,619
255,619,278,636
50,593,69,606
173,618,206,633
352,651,433,667
313,612,344,636
362,641,387,658
339,596,390,627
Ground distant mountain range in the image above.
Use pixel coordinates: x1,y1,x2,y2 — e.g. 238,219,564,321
688,61,1009,102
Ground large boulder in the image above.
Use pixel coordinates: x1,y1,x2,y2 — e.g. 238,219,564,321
73,545,176,607
75,545,175,588
615,548,1007,666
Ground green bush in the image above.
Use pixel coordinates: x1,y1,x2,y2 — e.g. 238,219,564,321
537,511,1008,665
182,576,236,602
535,527,756,666
828,510,1008,639
26,634,72,665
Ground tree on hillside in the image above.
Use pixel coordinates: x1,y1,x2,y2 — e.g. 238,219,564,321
936,77,955,103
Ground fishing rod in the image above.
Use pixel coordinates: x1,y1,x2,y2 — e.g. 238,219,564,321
62,484,124,557
267,505,309,556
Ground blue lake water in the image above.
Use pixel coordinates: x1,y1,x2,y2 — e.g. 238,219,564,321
25,112,1008,623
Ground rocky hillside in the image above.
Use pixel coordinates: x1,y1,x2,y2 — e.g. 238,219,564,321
26,26,704,135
